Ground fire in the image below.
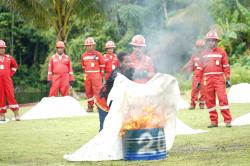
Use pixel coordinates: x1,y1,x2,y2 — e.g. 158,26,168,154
120,106,166,136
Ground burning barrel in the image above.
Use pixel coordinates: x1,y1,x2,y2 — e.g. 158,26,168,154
122,128,167,160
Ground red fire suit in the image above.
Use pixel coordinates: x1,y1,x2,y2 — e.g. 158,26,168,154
186,54,205,108
130,52,155,83
103,53,119,80
48,53,74,96
198,48,232,125
81,50,105,109
0,54,19,113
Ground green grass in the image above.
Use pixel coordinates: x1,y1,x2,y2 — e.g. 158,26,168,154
0,98,250,166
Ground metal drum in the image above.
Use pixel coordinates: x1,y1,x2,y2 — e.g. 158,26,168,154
122,128,167,160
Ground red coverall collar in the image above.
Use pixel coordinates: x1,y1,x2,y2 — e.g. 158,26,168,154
131,51,146,62
55,53,66,57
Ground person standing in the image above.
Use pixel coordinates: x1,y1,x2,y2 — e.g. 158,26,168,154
81,37,105,112
47,41,74,97
103,41,119,80
182,39,206,110
0,40,20,121
96,52,134,131
197,31,232,128
129,35,155,83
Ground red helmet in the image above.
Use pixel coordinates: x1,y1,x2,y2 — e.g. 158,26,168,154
195,39,205,47
84,37,96,46
0,40,7,48
129,35,146,47
105,41,116,49
56,41,65,48
205,31,220,40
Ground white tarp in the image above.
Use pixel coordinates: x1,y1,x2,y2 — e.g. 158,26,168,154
64,73,180,161
176,118,207,135
228,83,250,103
20,96,87,120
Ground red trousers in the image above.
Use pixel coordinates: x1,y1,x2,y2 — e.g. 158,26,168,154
191,74,205,108
84,73,102,108
0,76,19,113
204,75,232,125
49,73,70,96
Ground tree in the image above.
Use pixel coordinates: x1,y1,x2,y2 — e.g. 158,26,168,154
0,0,105,42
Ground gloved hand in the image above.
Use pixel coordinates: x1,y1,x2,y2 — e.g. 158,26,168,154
69,81,74,86
226,80,231,88
47,81,52,87
196,82,201,89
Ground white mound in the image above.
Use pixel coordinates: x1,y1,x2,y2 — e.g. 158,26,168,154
178,97,189,109
176,118,207,135
228,83,250,103
21,96,87,120
231,113,250,126
0,118,10,124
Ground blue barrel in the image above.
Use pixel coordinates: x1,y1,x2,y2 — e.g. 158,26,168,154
122,128,167,160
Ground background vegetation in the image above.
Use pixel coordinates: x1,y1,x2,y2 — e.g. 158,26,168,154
0,0,249,100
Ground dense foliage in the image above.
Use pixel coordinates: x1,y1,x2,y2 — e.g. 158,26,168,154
0,0,249,95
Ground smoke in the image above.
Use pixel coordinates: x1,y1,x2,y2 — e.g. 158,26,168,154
144,0,214,74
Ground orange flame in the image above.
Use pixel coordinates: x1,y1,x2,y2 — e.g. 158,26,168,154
120,106,166,136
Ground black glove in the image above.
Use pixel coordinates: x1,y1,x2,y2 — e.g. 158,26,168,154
226,80,231,88
196,82,201,89
69,81,74,86
47,81,52,87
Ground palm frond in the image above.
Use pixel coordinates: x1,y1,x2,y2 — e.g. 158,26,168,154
0,0,50,28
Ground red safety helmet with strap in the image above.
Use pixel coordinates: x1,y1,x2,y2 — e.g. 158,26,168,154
56,41,65,48
84,37,96,46
129,35,146,47
105,41,116,49
205,31,220,40
0,40,7,48
195,39,205,47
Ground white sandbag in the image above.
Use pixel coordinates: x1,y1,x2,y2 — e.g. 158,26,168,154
0,118,10,124
64,73,180,161
231,113,250,126
178,98,189,109
21,96,87,120
228,83,250,103
176,118,207,135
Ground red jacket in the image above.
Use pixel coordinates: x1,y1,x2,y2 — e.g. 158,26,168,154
130,52,154,83
0,54,18,77
198,47,230,81
184,54,202,75
81,50,105,74
104,53,119,73
104,53,119,79
47,53,74,81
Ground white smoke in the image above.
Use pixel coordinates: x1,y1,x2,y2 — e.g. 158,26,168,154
145,0,214,74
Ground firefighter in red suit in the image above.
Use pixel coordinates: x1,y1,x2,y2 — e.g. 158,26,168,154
182,39,206,110
129,35,155,83
103,41,119,80
81,37,105,112
197,31,232,128
0,40,20,121
47,41,74,97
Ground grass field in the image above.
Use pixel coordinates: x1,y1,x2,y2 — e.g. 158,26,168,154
0,95,250,166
